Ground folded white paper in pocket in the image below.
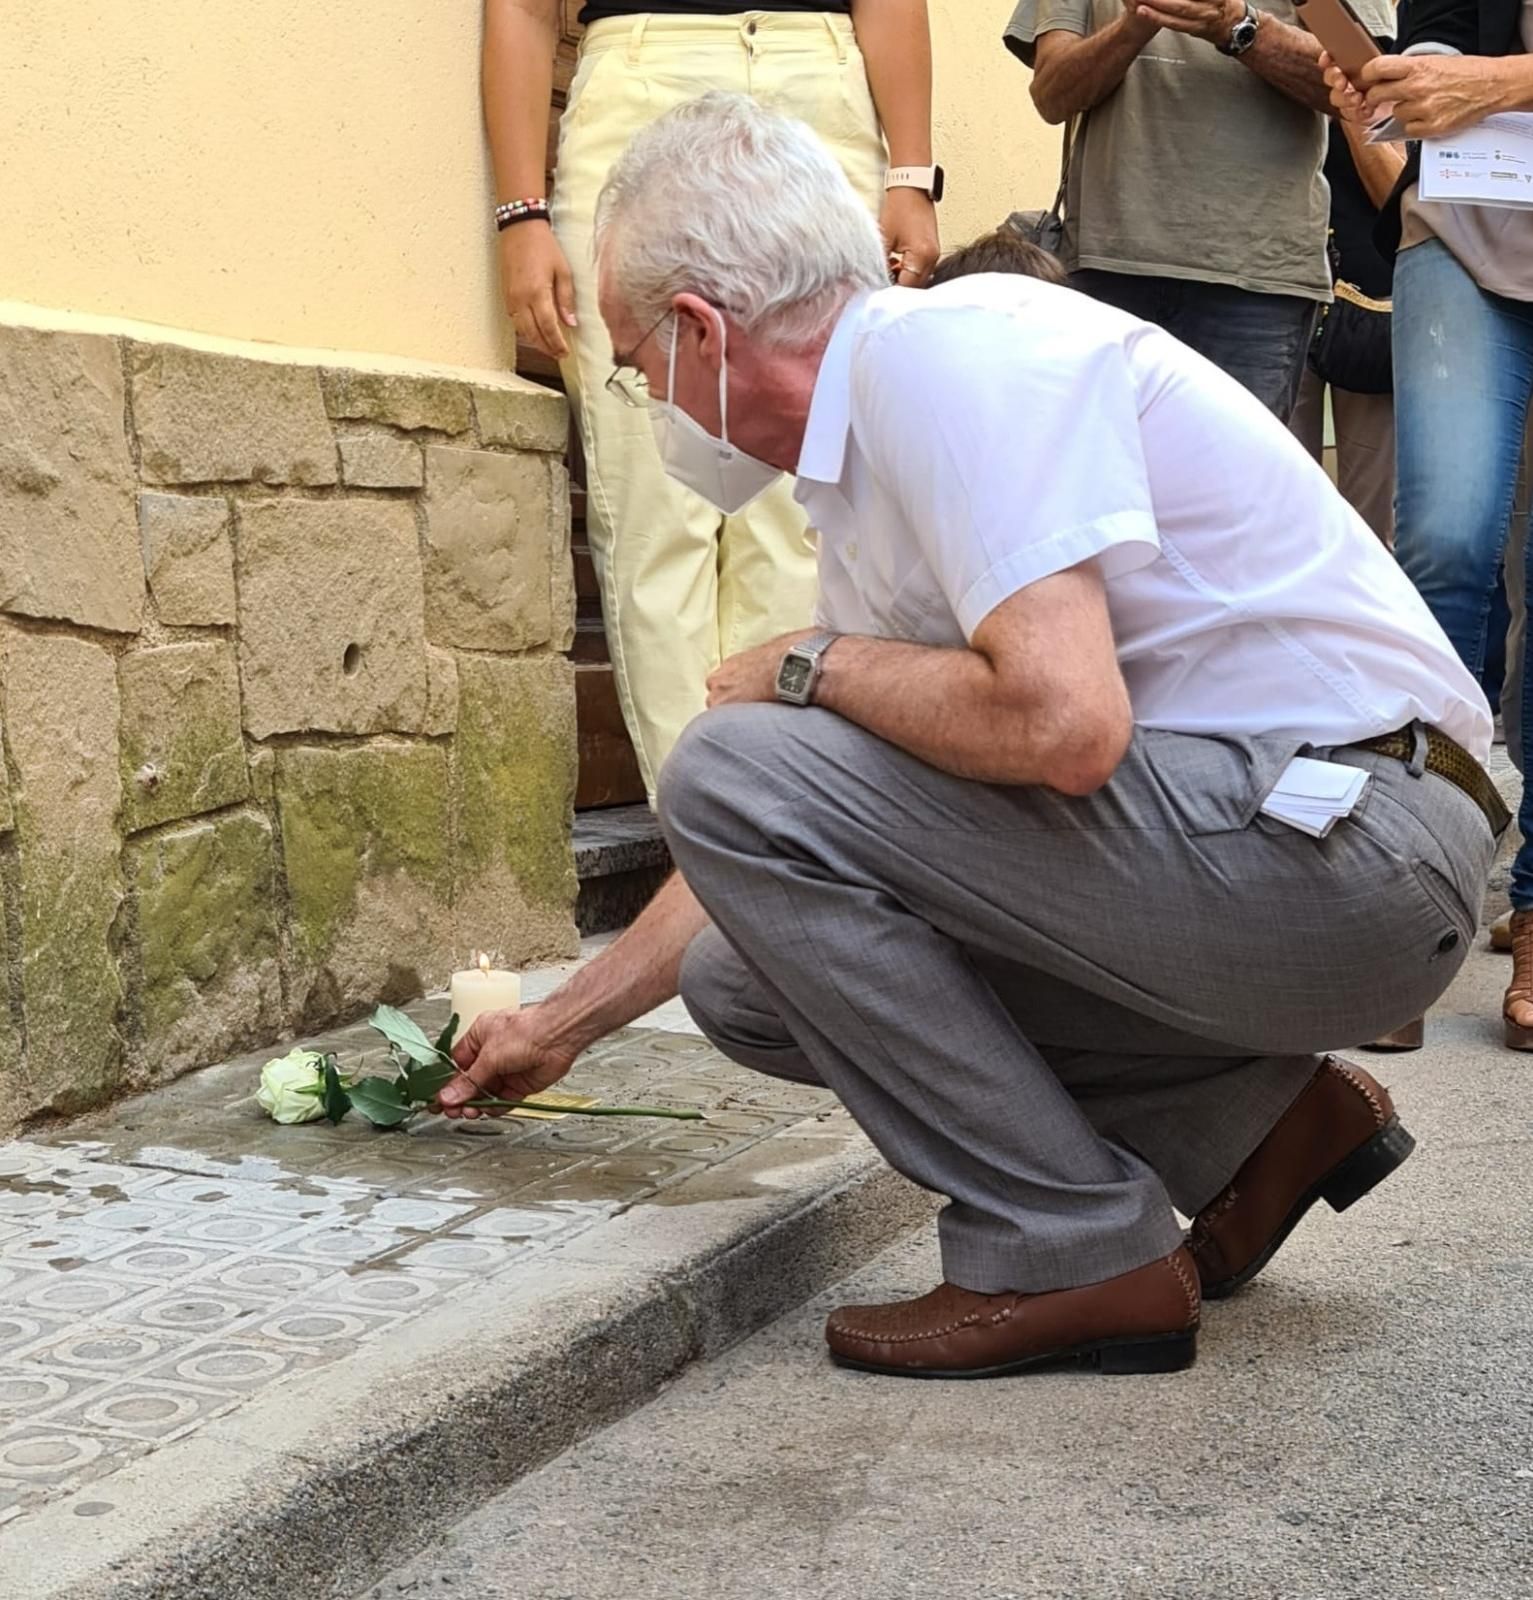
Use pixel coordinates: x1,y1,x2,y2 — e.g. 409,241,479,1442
1259,756,1372,839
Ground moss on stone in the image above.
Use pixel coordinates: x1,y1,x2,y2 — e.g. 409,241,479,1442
452,657,578,963
455,657,576,907
6,630,126,1116
16,851,125,1114
118,644,249,833
129,812,281,1069
275,743,452,1023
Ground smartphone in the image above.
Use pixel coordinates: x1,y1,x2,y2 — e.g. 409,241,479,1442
1294,0,1381,79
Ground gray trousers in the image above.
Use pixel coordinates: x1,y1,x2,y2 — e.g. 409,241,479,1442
660,709,1495,1295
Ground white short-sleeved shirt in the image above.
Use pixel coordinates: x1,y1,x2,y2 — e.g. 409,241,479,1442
795,277,1492,761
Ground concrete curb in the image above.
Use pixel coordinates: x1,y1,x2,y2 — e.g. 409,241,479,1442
7,1133,933,1600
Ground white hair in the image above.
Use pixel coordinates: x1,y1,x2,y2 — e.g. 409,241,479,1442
594,91,888,349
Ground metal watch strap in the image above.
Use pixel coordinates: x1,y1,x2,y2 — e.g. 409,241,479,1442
1218,2,1260,55
777,631,840,707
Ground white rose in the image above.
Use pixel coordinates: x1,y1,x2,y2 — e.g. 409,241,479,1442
256,1049,327,1124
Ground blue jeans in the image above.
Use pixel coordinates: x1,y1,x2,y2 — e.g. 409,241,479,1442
1394,239,1533,905
1071,271,1318,420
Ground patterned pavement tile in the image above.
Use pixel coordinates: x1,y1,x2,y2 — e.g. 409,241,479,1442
141,1334,333,1396
0,1366,104,1423
20,1326,197,1378
0,1023,832,1529
0,1423,149,1495
0,1314,77,1362
53,1377,241,1444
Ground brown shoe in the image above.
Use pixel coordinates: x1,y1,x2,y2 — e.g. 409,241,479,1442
1361,1017,1425,1052
824,1247,1199,1379
1490,909,1514,952
1188,1057,1414,1300
1504,911,1533,1050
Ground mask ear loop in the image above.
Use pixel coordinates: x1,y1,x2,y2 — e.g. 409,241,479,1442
665,311,680,420
713,309,737,460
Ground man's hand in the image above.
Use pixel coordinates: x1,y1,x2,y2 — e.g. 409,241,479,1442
1321,50,1372,126
881,188,940,287
706,630,817,709
1134,0,1242,46
498,222,578,359
1356,54,1518,140
436,1005,577,1120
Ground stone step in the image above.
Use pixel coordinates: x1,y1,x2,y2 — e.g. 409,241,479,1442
574,802,669,934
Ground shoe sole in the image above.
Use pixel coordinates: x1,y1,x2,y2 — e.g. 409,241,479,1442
1359,1019,1425,1052
1199,1115,1416,1302
827,1328,1198,1380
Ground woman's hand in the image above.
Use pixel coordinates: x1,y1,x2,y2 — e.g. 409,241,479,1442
881,188,940,286
498,221,578,358
1355,53,1518,140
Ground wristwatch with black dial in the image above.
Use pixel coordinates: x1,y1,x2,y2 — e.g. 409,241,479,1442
1218,1,1261,55
775,632,840,707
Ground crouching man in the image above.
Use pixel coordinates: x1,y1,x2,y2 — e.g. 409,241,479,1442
441,93,1501,1379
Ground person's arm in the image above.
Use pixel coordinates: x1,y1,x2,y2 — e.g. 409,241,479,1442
1356,51,1533,137
1029,11,1163,125
851,0,941,285
437,870,711,1116
1337,112,1406,209
706,564,1134,793
1134,0,1335,113
1317,46,1406,211
483,0,578,357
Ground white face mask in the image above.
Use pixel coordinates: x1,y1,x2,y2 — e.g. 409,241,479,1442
649,309,782,515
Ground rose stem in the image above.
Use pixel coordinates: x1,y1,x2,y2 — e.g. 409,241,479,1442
463,1097,703,1121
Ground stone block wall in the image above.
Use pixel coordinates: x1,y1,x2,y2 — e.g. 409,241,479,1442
0,320,578,1130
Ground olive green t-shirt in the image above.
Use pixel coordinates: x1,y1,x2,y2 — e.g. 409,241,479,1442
1004,0,1397,301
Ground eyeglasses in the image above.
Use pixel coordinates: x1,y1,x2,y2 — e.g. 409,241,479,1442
604,311,672,409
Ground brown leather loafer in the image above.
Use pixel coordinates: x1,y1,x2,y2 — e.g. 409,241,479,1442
1188,1057,1414,1301
824,1246,1200,1379
1361,1017,1425,1052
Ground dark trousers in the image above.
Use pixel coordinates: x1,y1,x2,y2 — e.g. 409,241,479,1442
1072,270,1319,423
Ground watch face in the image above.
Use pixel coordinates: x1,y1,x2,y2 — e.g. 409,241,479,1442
779,655,815,700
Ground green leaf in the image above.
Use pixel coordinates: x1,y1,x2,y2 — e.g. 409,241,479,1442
369,1005,441,1067
401,1055,457,1107
319,1056,351,1126
348,1074,415,1128
434,1012,460,1058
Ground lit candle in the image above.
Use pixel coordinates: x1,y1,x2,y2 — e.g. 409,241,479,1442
448,951,521,1036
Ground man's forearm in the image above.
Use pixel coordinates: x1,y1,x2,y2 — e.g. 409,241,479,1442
1238,14,1332,112
534,872,710,1062
483,0,562,201
1030,18,1161,125
813,635,1119,790
852,0,934,164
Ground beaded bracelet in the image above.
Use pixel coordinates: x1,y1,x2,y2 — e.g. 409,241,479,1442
495,197,551,231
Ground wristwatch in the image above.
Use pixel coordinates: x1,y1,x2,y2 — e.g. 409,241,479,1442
1218,1,1261,55
884,165,945,204
775,632,840,706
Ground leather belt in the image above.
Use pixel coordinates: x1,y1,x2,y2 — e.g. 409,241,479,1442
1354,726,1512,838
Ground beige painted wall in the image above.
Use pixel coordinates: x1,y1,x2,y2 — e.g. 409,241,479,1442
0,2,1058,372
933,0,1059,247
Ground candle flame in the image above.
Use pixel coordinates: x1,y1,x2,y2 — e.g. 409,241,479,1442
478,951,491,976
